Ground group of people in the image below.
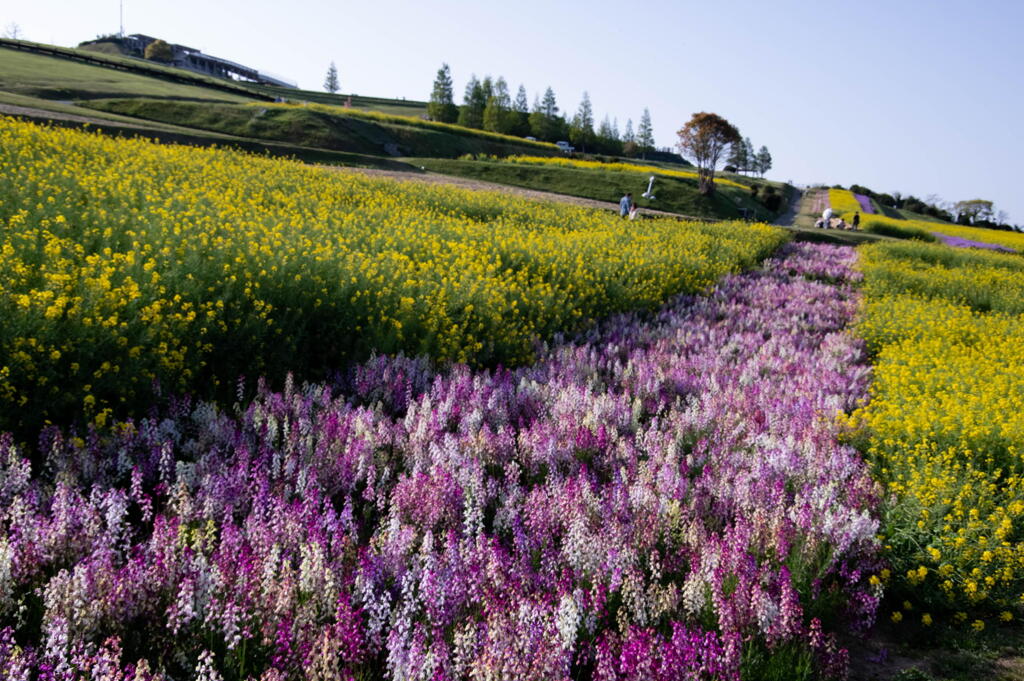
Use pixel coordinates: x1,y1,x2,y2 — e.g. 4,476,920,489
815,207,861,231
619,192,641,220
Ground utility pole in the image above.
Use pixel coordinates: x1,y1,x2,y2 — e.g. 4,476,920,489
120,0,124,37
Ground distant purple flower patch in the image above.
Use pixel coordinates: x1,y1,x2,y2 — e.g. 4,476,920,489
854,194,874,214
931,232,1016,253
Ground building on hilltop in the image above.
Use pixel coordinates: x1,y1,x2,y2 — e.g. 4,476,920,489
80,34,297,88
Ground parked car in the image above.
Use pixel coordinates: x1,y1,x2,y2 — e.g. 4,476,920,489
555,141,575,153
525,136,538,141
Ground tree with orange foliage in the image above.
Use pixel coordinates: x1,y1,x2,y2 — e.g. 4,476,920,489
677,112,741,195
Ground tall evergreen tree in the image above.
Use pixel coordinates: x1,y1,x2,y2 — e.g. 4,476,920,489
743,137,755,174
323,61,340,93
726,138,748,171
529,95,544,137
623,118,635,143
596,115,622,155
512,85,531,136
569,91,596,153
479,76,494,104
637,108,655,158
530,87,561,141
540,87,559,118
514,85,529,114
483,78,512,133
427,63,458,123
755,146,772,177
611,118,621,141
458,74,487,129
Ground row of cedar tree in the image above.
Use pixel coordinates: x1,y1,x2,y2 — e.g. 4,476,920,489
426,63,655,156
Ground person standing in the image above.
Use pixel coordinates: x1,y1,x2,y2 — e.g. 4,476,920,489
619,192,632,218
852,211,861,230
629,201,639,220
822,207,834,228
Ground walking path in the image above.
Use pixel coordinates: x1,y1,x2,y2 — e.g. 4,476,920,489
773,187,803,226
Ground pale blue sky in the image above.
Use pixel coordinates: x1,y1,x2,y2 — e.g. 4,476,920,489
7,0,1023,224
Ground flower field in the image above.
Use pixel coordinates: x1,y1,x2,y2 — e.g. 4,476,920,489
0,242,880,680
0,117,785,439
850,240,1024,623
927,223,1024,252
8,109,1024,676
855,214,938,242
931,232,1016,253
831,187,1023,252
853,194,874,214
827,189,862,217
485,155,749,190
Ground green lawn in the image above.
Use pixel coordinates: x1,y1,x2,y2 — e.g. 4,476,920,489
409,157,788,221
246,83,429,117
0,91,414,171
82,98,557,159
0,45,254,102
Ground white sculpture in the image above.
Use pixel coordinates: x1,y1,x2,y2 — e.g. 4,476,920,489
642,176,656,200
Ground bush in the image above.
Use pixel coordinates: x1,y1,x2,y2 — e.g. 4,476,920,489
143,39,172,62
860,217,938,242
761,192,783,212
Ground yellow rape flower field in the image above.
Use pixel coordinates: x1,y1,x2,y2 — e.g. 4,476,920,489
850,240,1024,619
828,188,863,215
0,117,785,439
831,187,1024,251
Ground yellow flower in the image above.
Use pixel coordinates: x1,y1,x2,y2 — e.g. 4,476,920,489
921,613,933,626
891,611,903,623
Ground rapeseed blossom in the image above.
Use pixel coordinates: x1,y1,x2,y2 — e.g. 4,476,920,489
850,240,1024,619
0,117,784,436
828,188,863,216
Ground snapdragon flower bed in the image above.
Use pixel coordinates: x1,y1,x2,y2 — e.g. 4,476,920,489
930,232,1016,253
0,243,881,681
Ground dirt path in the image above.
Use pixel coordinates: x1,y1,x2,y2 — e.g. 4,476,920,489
0,102,170,130
773,187,804,226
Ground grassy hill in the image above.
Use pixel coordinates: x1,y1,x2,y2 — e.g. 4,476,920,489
413,157,790,221
245,83,428,117
0,39,262,101
82,98,560,159
0,36,787,222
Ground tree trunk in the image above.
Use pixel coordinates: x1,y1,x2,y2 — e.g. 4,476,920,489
698,167,715,195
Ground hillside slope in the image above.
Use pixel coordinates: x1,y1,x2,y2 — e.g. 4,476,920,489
0,39,261,101
83,98,561,159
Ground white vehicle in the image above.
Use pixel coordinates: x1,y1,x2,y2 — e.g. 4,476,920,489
555,140,575,153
